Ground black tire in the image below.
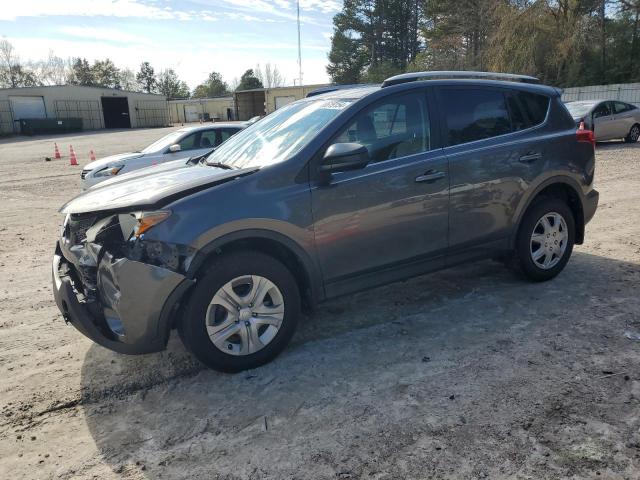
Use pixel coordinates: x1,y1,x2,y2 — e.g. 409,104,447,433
513,197,575,282
625,124,640,143
178,251,300,372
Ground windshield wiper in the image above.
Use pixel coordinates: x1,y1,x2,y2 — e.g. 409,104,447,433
206,161,236,170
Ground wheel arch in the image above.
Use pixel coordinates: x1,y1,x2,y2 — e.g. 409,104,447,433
186,229,324,313
513,177,586,247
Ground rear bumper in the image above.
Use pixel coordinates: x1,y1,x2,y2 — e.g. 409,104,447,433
583,189,599,225
52,242,193,354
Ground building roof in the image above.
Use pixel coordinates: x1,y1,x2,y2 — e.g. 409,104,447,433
168,97,233,104
0,84,165,97
234,83,328,94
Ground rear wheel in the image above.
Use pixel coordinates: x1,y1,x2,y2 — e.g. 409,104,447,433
514,198,575,282
625,124,640,143
179,251,300,372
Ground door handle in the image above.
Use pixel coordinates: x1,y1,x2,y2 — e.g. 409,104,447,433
415,170,445,183
519,152,542,163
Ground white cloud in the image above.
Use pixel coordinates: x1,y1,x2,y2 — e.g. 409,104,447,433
223,12,274,22
0,0,340,24
57,26,153,45
209,0,337,26
0,0,194,21
299,0,341,14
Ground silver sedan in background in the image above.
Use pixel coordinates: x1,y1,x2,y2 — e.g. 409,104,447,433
80,123,245,189
565,99,640,142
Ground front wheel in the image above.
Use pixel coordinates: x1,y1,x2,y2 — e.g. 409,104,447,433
514,198,575,282
179,251,300,372
624,124,640,143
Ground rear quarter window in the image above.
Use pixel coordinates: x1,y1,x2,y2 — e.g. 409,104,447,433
507,91,549,130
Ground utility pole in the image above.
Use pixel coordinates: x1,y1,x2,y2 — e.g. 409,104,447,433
297,0,303,87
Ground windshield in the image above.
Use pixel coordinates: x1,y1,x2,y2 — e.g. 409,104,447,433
564,101,596,118
141,130,185,153
206,98,353,169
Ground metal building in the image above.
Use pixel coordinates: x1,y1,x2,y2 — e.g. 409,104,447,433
234,84,328,120
0,85,168,135
562,82,640,107
168,97,235,124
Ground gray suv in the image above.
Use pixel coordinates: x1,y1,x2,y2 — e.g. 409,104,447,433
52,71,599,372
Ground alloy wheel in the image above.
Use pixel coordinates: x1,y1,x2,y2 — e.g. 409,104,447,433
530,212,568,270
631,125,640,142
206,275,285,356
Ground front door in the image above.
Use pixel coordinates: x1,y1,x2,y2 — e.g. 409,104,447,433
310,90,449,297
592,101,614,140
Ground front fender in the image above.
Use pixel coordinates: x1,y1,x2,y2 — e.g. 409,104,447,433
186,226,324,305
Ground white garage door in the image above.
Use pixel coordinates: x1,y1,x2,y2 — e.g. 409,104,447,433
185,105,200,123
274,96,296,110
10,96,46,120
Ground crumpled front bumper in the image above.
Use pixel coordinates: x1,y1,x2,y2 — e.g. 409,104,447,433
52,241,193,354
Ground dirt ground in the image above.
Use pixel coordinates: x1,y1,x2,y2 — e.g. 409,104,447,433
0,128,639,480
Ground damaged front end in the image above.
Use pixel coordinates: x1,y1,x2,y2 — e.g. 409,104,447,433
52,210,195,354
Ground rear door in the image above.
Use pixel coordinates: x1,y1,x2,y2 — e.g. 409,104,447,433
310,89,449,296
592,102,615,140
437,86,551,261
612,101,636,138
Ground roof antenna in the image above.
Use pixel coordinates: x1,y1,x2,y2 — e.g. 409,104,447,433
297,0,303,86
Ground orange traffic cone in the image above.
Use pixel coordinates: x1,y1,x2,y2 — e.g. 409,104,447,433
69,145,78,166
89,150,96,161
54,143,61,159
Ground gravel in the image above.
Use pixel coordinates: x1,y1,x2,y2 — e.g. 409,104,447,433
0,129,639,479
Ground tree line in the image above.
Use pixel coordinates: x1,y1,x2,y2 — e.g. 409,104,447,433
327,0,640,87
0,39,285,99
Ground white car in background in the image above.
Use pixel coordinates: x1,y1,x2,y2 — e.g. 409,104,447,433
80,123,245,189
564,100,640,142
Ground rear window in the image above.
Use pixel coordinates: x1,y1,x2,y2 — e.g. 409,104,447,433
442,87,549,146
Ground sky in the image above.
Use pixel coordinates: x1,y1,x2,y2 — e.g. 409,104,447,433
0,0,341,88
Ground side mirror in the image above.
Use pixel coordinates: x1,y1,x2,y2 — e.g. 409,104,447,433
168,144,181,153
320,143,370,173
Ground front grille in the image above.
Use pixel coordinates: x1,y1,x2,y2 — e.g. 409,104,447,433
80,169,90,180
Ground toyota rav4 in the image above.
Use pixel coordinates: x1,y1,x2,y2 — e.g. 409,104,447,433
52,71,599,372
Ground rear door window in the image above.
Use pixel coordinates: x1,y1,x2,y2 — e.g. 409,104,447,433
442,88,512,145
613,101,633,114
218,128,239,145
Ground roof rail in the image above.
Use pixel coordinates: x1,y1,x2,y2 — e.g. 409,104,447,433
381,71,540,88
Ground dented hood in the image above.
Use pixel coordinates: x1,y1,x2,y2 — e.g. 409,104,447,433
60,163,256,214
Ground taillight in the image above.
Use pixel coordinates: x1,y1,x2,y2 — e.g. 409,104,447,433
576,122,595,148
